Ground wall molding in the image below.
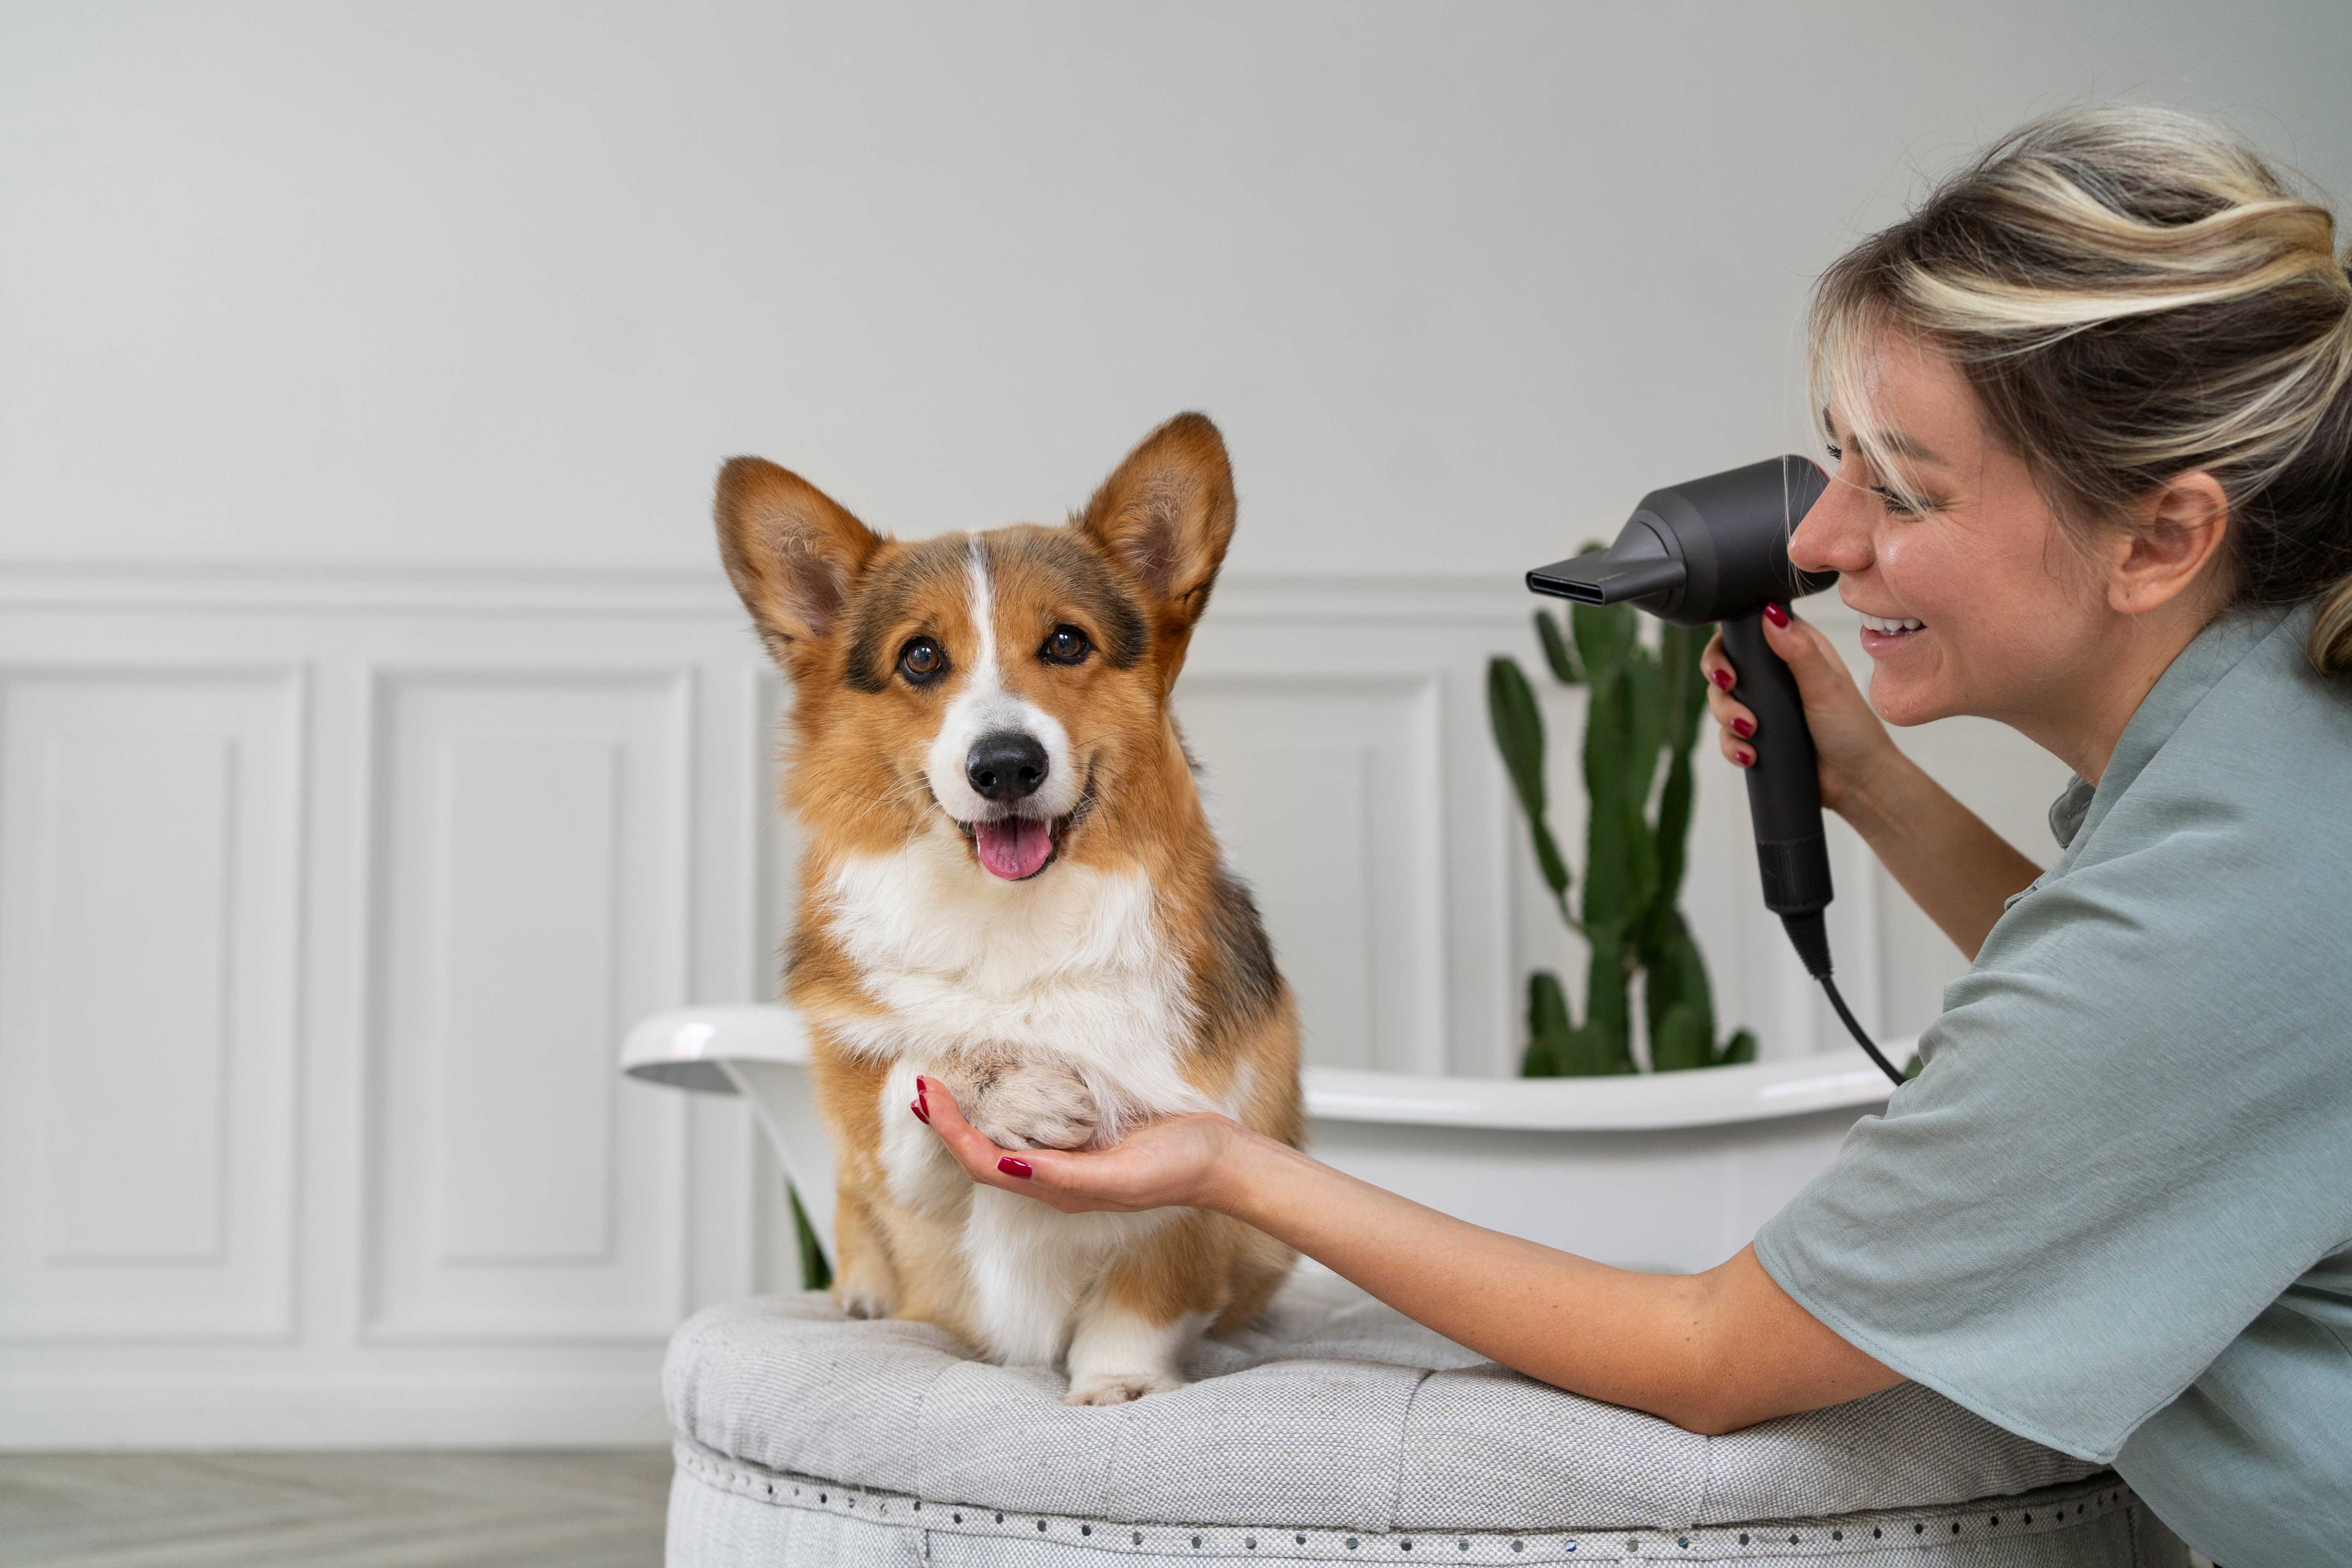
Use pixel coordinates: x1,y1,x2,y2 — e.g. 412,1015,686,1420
0,561,2010,1445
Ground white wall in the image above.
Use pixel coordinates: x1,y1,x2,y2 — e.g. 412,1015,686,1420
1,0,2343,1447
5,2,2348,577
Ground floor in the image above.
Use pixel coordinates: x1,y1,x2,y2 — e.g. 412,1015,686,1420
0,1450,672,1568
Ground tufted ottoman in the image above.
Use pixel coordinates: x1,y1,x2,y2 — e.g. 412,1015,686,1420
662,1273,2186,1566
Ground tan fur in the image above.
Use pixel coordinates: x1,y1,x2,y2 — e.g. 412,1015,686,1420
716,414,1303,1399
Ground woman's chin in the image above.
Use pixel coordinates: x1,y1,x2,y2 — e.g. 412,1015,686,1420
1865,670,1949,729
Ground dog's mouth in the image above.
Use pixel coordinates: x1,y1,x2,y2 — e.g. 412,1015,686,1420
962,814,1065,881
951,769,1096,882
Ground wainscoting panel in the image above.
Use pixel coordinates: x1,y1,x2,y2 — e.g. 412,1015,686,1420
0,665,303,1341
0,565,2068,1445
1173,674,1445,1073
362,669,695,1342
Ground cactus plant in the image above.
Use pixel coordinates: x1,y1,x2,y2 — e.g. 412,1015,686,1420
1487,571,1758,1076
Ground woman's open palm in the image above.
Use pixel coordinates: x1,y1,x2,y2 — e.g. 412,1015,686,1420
916,1077,1240,1214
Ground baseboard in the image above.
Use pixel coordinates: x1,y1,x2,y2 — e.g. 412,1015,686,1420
0,1376,672,1450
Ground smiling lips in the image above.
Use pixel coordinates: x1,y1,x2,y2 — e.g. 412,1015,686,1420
1858,612,1927,640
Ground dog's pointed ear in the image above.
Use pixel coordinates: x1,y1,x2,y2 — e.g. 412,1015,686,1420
714,457,885,663
1078,412,1237,635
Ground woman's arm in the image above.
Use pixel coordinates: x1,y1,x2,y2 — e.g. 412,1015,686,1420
917,1081,1901,1434
1833,747,2045,960
1703,609,2040,960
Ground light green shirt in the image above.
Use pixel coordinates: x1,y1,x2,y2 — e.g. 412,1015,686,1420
1756,603,2352,1568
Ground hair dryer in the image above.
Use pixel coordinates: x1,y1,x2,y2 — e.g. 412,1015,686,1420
1526,455,1905,1086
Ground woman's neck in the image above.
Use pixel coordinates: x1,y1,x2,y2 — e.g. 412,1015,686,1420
2013,602,2221,786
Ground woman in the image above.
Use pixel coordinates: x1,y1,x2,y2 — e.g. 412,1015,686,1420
917,106,2352,1567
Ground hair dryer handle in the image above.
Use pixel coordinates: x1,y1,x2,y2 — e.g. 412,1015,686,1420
1720,611,1834,919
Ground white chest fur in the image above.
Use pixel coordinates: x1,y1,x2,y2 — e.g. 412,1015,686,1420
813,824,1210,1122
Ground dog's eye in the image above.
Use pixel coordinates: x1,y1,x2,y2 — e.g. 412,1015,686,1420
1040,625,1092,665
897,637,946,683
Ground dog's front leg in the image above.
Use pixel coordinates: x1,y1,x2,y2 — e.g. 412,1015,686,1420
875,1059,971,1217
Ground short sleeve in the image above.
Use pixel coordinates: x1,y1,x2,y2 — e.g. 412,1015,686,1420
1755,777,2352,1463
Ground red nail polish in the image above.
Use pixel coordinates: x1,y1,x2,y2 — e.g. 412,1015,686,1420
910,1099,929,1124
1763,602,1790,629
1735,747,1755,768
914,1076,926,1093
1711,667,1734,691
997,1156,1033,1179
1731,717,1754,739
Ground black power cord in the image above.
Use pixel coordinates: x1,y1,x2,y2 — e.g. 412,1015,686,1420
1780,911,1910,1088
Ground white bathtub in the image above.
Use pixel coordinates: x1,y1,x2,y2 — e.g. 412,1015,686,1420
620,1006,1898,1275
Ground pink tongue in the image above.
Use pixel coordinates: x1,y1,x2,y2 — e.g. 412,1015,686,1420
975,817,1054,880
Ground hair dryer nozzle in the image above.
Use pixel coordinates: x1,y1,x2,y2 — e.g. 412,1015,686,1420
1526,542,1686,607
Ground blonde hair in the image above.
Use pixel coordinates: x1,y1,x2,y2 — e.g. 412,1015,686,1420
1810,105,2352,674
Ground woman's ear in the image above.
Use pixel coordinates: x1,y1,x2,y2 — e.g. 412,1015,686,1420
2110,470,2231,615
1078,412,1238,636
713,457,885,666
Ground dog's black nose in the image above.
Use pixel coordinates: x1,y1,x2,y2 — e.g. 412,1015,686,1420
966,731,1049,802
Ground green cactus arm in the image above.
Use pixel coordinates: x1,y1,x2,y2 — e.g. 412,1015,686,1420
1651,748,1695,910
1625,646,1666,812
1558,1021,1631,1077
1580,925,1637,1075
1528,968,1573,1037
1570,599,1638,686
1523,970,1573,1077
1638,909,1719,1068
1579,668,1633,931
1535,609,1582,685
1486,656,1575,921
1621,649,1665,919
1650,1000,1713,1072
1658,621,1709,754
1717,1029,1759,1067
789,1184,833,1291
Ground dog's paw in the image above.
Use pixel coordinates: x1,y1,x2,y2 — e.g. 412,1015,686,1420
1062,1369,1187,1407
967,1057,1100,1151
833,1280,895,1321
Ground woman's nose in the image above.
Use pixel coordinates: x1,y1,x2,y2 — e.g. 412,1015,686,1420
1789,479,1875,577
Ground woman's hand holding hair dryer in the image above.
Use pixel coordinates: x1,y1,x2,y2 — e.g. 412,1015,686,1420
1701,606,2040,962
1701,604,1896,813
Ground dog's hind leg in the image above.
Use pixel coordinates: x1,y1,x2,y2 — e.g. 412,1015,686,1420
1062,1211,1229,1406
831,1183,901,1320
1211,1217,1297,1336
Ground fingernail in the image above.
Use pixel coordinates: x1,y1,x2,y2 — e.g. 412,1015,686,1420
997,1156,1033,1179
1734,747,1755,767
1731,717,1754,739
1711,667,1734,691
1763,602,1790,628
914,1076,926,1093
910,1098,930,1124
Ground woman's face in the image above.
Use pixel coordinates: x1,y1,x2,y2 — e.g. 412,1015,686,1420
1790,330,2110,730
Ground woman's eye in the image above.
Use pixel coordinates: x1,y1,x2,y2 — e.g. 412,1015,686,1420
897,637,945,682
1040,625,1092,665
1870,486,1922,517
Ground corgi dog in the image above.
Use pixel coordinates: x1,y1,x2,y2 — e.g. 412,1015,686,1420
714,412,1303,1405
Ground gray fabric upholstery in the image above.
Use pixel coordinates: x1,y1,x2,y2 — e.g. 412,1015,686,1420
663,1273,2186,1566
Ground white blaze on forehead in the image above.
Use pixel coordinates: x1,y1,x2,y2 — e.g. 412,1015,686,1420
964,537,998,690
922,534,1080,825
